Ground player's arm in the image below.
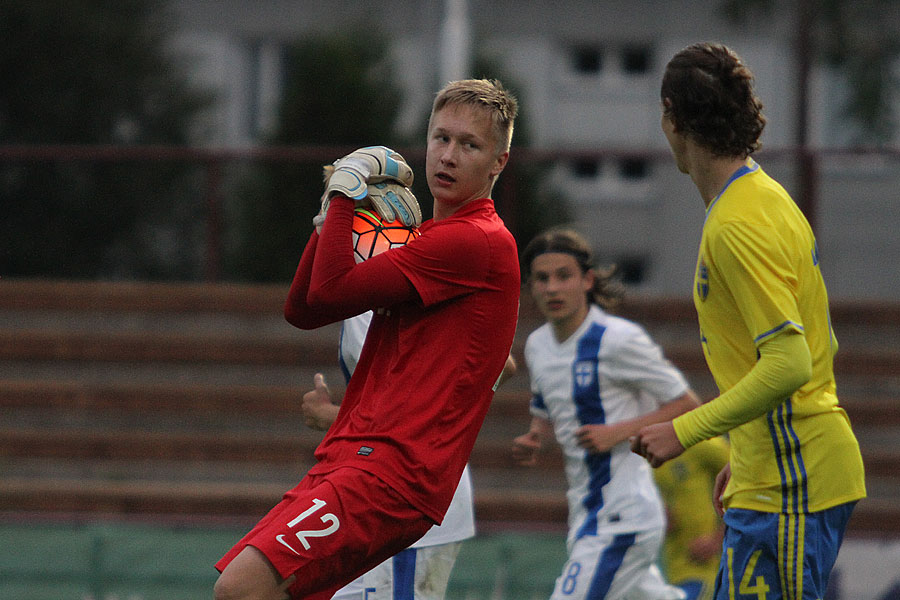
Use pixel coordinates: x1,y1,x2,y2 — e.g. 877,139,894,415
674,330,811,446
284,231,348,329
674,221,812,444
306,196,418,318
576,389,700,454
578,325,700,453
634,220,813,465
512,416,553,466
288,146,416,328
633,331,811,466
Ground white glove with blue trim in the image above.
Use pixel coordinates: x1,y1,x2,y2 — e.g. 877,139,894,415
366,181,421,227
326,146,414,199
316,146,421,230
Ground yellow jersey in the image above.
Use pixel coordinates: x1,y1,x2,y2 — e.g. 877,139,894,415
654,436,730,595
681,160,865,514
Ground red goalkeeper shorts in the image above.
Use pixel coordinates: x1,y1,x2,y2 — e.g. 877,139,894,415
216,467,433,599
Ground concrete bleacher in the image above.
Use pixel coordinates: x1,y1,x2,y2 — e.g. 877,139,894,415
0,279,897,536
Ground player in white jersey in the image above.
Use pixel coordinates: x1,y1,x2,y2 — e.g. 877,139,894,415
513,229,699,600
304,309,514,600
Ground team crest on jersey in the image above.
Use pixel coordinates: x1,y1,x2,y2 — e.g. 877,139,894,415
574,361,595,388
696,257,709,301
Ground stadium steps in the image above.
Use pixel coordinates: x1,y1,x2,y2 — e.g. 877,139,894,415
0,279,898,536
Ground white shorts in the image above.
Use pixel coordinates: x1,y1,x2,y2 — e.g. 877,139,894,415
331,541,463,600
552,529,685,600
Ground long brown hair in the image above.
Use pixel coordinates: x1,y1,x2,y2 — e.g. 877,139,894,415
522,228,623,311
661,42,766,158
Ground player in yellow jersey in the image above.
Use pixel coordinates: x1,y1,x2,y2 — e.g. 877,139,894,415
654,436,729,600
631,43,866,600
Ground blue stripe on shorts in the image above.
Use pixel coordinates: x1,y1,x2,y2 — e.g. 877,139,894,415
587,532,637,599
393,547,416,600
714,503,855,600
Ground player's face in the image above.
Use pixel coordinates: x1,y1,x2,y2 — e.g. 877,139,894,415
661,109,688,174
426,104,509,216
529,252,593,339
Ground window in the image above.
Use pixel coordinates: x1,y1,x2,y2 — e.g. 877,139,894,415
619,158,649,179
615,255,648,285
571,159,601,178
572,45,603,74
621,45,651,74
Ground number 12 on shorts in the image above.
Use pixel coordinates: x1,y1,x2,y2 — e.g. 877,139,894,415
276,498,341,555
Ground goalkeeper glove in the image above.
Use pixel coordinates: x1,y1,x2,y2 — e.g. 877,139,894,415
325,146,414,200
316,147,420,230
315,176,422,231
365,181,422,228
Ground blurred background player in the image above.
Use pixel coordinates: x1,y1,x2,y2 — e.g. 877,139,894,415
653,436,729,600
632,42,866,600
511,228,700,600
302,301,518,600
214,78,520,600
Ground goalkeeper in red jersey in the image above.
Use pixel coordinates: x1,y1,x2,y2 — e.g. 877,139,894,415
214,78,520,600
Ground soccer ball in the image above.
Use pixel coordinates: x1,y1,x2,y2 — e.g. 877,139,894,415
352,207,420,263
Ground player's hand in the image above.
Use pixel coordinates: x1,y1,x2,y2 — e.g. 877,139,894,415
301,373,339,431
712,462,731,517
326,146,414,201
575,423,626,453
511,431,542,466
688,532,723,562
314,180,421,231
365,180,422,228
630,421,685,467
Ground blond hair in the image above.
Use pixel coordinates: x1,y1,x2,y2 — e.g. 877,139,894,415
429,78,518,153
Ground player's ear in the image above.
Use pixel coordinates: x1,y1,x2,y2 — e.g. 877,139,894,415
490,150,509,179
661,98,679,132
582,268,596,293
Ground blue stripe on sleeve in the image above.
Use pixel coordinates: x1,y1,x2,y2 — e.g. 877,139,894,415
754,320,804,344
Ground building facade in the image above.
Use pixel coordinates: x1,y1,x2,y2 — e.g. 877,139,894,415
171,0,900,300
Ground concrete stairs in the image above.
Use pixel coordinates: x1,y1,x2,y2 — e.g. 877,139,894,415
0,279,896,536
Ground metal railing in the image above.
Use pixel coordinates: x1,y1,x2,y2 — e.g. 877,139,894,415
1,144,897,282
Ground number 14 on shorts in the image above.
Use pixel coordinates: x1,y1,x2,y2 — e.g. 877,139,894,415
276,498,341,555
726,548,770,599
